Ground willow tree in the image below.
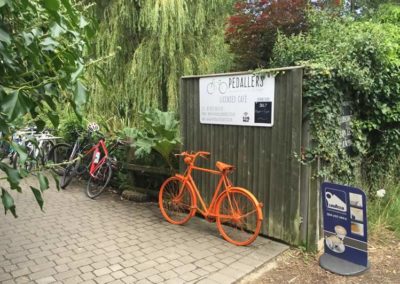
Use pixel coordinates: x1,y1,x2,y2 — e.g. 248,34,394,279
88,0,234,127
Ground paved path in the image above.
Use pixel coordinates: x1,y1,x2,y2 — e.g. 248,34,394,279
0,175,287,284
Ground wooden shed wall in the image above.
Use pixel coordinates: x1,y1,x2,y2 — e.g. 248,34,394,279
180,67,304,245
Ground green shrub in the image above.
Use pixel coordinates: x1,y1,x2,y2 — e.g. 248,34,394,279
58,114,87,143
271,6,400,188
121,108,181,169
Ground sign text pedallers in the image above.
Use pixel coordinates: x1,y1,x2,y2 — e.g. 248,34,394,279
228,75,265,89
199,74,275,127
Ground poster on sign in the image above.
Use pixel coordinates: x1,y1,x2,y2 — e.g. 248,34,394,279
320,182,370,276
199,74,275,127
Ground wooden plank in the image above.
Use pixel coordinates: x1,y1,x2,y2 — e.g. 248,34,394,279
123,163,175,175
268,73,284,239
281,71,292,242
182,66,305,79
307,158,321,251
287,69,303,244
262,111,273,236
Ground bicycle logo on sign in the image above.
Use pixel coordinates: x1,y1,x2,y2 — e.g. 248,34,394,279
207,79,228,95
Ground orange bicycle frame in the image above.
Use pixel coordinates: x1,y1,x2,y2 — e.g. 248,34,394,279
179,156,233,219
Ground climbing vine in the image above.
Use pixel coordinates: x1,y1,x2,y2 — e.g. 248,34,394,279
271,5,400,188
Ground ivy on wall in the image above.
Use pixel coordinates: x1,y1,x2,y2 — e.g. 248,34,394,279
271,5,400,189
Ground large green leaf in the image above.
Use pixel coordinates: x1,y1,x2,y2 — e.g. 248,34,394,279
134,137,154,158
43,0,60,12
71,62,84,82
38,173,49,192
153,139,178,162
22,32,34,46
40,37,59,51
60,0,77,21
0,28,11,44
79,16,89,28
30,186,44,211
35,119,46,132
47,111,60,128
1,188,17,217
1,91,30,121
74,80,87,105
0,162,22,192
50,22,65,38
50,171,60,191
11,141,28,165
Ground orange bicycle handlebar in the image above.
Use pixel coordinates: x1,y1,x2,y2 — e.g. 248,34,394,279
176,151,210,165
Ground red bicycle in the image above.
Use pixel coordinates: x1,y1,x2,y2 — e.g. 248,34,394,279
61,136,123,199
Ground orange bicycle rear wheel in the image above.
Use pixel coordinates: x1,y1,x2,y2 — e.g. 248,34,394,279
159,177,195,225
216,188,262,246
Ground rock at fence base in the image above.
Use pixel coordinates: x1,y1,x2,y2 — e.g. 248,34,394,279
121,190,149,202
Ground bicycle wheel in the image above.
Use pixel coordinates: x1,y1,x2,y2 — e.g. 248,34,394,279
216,188,262,246
60,160,79,189
47,143,72,175
159,176,195,225
86,162,112,199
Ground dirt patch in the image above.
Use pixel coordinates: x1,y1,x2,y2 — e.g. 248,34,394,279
245,229,400,284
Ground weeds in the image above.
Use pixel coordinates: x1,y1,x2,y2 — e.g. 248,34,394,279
368,181,400,239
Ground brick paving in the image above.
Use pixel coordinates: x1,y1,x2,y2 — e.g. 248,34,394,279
0,175,287,283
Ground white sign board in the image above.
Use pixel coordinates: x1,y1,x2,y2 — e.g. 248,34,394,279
199,74,275,127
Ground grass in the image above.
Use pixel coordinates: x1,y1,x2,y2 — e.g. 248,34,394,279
368,181,400,239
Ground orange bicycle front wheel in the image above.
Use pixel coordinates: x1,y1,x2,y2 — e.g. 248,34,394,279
216,188,262,246
159,177,196,225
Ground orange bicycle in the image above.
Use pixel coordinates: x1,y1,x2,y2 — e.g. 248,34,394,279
159,151,263,246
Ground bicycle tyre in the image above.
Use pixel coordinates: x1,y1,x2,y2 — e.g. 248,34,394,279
216,188,262,246
86,162,112,199
47,143,71,175
159,176,195,225
60,160,79,189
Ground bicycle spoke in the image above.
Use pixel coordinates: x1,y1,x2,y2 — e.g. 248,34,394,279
159,177,194,225
216,189,261,246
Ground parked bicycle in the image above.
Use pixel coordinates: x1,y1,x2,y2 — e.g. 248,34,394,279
61,124,124,199
59,125,99,189
12,129,60,172
159,151,263,246
46,142,72,175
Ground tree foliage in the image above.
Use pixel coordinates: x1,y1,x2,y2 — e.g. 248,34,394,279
226,0,309,70
88,0,235,128
271,4,400,187
0,0,94,216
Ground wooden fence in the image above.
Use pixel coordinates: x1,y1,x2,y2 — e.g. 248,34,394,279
180,67,321,248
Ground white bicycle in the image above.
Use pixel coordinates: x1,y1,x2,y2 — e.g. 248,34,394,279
12,129,61,172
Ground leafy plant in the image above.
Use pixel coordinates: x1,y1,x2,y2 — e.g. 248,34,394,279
58,113,87,143
0,0,95,216
122,109,181,169
368,178,400,238
270,4,400,188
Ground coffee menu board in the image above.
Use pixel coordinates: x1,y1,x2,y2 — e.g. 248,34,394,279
321,182,368,268
199,74,275,127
